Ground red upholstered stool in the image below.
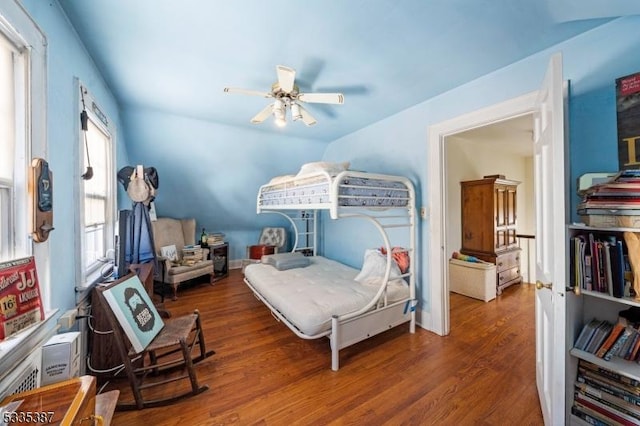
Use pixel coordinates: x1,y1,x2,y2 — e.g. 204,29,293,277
249,244,275,260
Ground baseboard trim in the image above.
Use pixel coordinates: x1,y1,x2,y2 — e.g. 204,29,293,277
229,259,242,270
415,308,444,336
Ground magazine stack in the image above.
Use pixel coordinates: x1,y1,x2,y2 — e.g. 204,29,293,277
206,233,225,246
182,245,203,265
573,359,640,425
578,169,640,228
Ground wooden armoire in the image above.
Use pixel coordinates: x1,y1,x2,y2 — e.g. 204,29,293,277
460,175,522,294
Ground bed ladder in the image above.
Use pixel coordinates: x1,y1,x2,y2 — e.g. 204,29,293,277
292,210,317,256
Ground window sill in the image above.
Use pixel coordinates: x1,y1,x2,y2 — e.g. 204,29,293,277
75,264,114,303
0,310,59,382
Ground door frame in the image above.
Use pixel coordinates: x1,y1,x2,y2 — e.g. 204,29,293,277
426,91,539,336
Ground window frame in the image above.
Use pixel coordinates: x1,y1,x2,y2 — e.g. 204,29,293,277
75,81,117,296
0,0,48,309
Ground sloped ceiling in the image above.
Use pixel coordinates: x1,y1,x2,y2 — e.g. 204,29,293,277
58,0,639,142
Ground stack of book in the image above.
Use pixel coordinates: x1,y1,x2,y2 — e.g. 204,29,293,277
578,169,640,228
182,245,203,265
206,233,225,246
573,359,640,425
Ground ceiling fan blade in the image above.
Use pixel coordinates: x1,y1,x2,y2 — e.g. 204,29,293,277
276,65,296,93
298,104,317,127
250,103,273,124
297,92,344,105
224,87,272,98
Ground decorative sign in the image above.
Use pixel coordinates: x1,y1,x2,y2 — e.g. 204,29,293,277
0,257,44,341
160,245,178,262
101,274,164,353
616,72,640,170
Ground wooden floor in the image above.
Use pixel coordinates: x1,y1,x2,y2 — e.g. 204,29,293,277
109,270,543,425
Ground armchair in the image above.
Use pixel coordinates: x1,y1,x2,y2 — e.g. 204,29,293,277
243,227,288,272
151,217,213,300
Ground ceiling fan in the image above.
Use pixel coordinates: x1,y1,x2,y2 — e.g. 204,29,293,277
223,65,344,127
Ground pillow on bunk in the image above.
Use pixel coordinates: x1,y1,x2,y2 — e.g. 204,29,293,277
268,175,295,185
296,161,350,177
380,246,410,274
261,252,310,270
354,249,403,284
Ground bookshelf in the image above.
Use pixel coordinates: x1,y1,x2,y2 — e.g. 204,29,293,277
568,224,640,425
581,289,640,308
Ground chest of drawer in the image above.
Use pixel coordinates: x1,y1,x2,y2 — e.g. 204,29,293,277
496,249,520,272
498,266,520,286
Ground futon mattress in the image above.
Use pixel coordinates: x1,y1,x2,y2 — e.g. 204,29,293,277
244,256,409,336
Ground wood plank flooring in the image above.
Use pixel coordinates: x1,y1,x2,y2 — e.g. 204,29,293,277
109,269,543,425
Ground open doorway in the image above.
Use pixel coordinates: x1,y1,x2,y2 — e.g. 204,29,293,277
444,114,536,291
426,91,540,336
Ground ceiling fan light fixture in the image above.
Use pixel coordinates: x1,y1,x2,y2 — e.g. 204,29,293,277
273,98,286,126
224,65,345,127
291,102,302,121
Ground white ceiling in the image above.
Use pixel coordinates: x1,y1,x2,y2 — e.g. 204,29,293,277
57,0,640,142
453,114,534,157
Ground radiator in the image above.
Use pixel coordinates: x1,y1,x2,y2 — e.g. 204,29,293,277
0,347,41,399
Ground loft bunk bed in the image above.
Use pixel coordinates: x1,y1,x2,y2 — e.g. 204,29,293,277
243,163,417,370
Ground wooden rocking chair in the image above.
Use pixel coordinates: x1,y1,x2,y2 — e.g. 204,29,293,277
95,273,215,410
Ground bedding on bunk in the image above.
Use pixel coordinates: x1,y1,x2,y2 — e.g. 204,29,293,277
259,172,410,208
244,256,409,336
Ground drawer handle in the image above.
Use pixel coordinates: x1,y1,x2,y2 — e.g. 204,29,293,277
499,276,504,281
498,262,503,267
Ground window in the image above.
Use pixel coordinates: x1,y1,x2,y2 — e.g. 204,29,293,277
0,26,26,262
0,0,48,308
78,85,116,286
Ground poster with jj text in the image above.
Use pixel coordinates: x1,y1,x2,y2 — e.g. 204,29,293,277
0,257,44,341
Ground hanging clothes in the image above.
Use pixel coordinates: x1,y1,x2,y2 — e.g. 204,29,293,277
129,201,157,269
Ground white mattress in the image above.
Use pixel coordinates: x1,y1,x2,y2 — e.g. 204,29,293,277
243,256,410,336
258,172,410,208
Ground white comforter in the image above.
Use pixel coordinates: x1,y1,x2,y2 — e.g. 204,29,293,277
243,256,409,336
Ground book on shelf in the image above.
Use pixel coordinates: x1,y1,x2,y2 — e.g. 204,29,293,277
574,390,640,425
577,373,640,407
611,241,626,298
576,319,606,351
596,322,626,358
581,360,640,388
621,331,640,361
576,383,640,417
627,333,640,361
586,322,614,354
101,274,165,353
576,382,640,416
578,365,640,398
571,404,611,426
605,327,635,361
570,231,630,298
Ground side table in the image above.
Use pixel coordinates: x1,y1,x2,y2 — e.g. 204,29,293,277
208,243,229,283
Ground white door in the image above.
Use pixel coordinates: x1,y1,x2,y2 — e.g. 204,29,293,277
534,52,567,425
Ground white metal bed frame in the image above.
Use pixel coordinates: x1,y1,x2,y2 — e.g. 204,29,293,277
244,170,417,370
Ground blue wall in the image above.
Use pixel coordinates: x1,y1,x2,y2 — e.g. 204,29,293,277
322,16,640,313
19,0,129,311
122,108,326,260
